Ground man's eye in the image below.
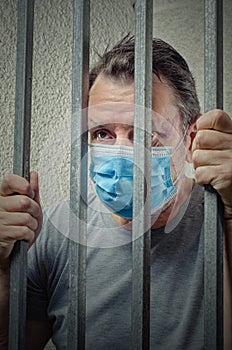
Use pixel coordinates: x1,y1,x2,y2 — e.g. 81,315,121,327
93,129,112,141
152,131,166,146
97,130,110,139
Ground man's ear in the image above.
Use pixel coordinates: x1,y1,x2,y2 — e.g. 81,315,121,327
185,116,199,162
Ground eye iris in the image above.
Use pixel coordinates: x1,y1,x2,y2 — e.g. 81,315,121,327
98,130,108,139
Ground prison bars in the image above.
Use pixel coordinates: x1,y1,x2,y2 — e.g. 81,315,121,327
9,0,34,349
132,1,153,349
204,0,224,349
8,0,225,349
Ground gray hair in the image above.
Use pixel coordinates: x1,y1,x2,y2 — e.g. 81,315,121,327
89,35,200,131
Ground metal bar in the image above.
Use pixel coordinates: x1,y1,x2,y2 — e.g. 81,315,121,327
9,0,34,349
204,0,224,349
67,0,90,349
132,0,153,349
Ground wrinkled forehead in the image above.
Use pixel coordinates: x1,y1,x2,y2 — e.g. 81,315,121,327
88,103,183,137
88,74,183,134
88,102,134,128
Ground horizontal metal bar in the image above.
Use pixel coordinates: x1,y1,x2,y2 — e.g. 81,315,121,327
204,0,224,349
67,0,90,349
9,0,34,349
132,0,153,349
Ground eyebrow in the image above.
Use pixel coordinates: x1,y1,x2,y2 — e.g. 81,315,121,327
89,122,134,129
88,123,115,131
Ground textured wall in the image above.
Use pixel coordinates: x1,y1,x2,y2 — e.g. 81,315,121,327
0,0,135,207
153,0,232,114
1,0,231,207
0,0,231,349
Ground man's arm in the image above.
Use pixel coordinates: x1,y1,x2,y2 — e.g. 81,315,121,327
191,110,232,349
224,219,232,350
0,267,51,350
0,261,10,349
0,173,44,348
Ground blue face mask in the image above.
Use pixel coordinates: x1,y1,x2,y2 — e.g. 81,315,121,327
89,144,177,219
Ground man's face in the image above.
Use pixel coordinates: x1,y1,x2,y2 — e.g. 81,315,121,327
88,74,184,145
88,74,193,229
88,73,186,175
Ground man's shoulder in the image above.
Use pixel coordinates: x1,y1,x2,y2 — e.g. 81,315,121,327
40,191,100,239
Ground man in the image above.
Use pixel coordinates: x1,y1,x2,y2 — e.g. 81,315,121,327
0,37,231,349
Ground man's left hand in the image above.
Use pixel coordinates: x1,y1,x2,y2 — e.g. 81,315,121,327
192,109,232,219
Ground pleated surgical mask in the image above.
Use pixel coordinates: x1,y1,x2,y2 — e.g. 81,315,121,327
89,144,177,219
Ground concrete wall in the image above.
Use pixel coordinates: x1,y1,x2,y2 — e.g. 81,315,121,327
0,1,231,346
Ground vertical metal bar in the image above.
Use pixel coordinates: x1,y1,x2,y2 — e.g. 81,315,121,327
204,0,224,349
132,0,153,349
67,0,90,349
9,0,34,349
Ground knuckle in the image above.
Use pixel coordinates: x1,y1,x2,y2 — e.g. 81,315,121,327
192,149,200,164
33,219,38,231
0,174,11,194
22,213,31,226
195,130,205,147
23,181,31,194
214,109,225,122
19,196,31,211
214,108,222,115
195,167,210,186
30,216,38,231
3,174,13,184
19,226,32,239
33,203,41,218
194,168,201,182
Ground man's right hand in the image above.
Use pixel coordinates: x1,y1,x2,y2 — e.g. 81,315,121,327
0,172,43,268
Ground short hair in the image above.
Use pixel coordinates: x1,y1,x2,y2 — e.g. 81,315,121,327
89,35,200,131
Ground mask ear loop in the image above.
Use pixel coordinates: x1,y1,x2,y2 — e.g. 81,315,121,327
168,126,189,186
172,125,188,154
163,126,195,234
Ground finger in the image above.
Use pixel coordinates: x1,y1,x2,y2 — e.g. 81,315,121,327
0,174,34,198
195,164,232,192
0,225,36,246
197,110,232,133
0,212,38,232
195,165,216,186
192,149,231,168
0,195,41,219
192,129,232,151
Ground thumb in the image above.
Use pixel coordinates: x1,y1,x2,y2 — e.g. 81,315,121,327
30,171,40,204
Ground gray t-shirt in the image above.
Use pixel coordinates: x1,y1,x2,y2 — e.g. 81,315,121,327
27,184,204,350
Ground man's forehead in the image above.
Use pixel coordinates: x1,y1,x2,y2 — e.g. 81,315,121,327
89,74,135,104
89,102,134,113
88,103,181,135
88,74,182,132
